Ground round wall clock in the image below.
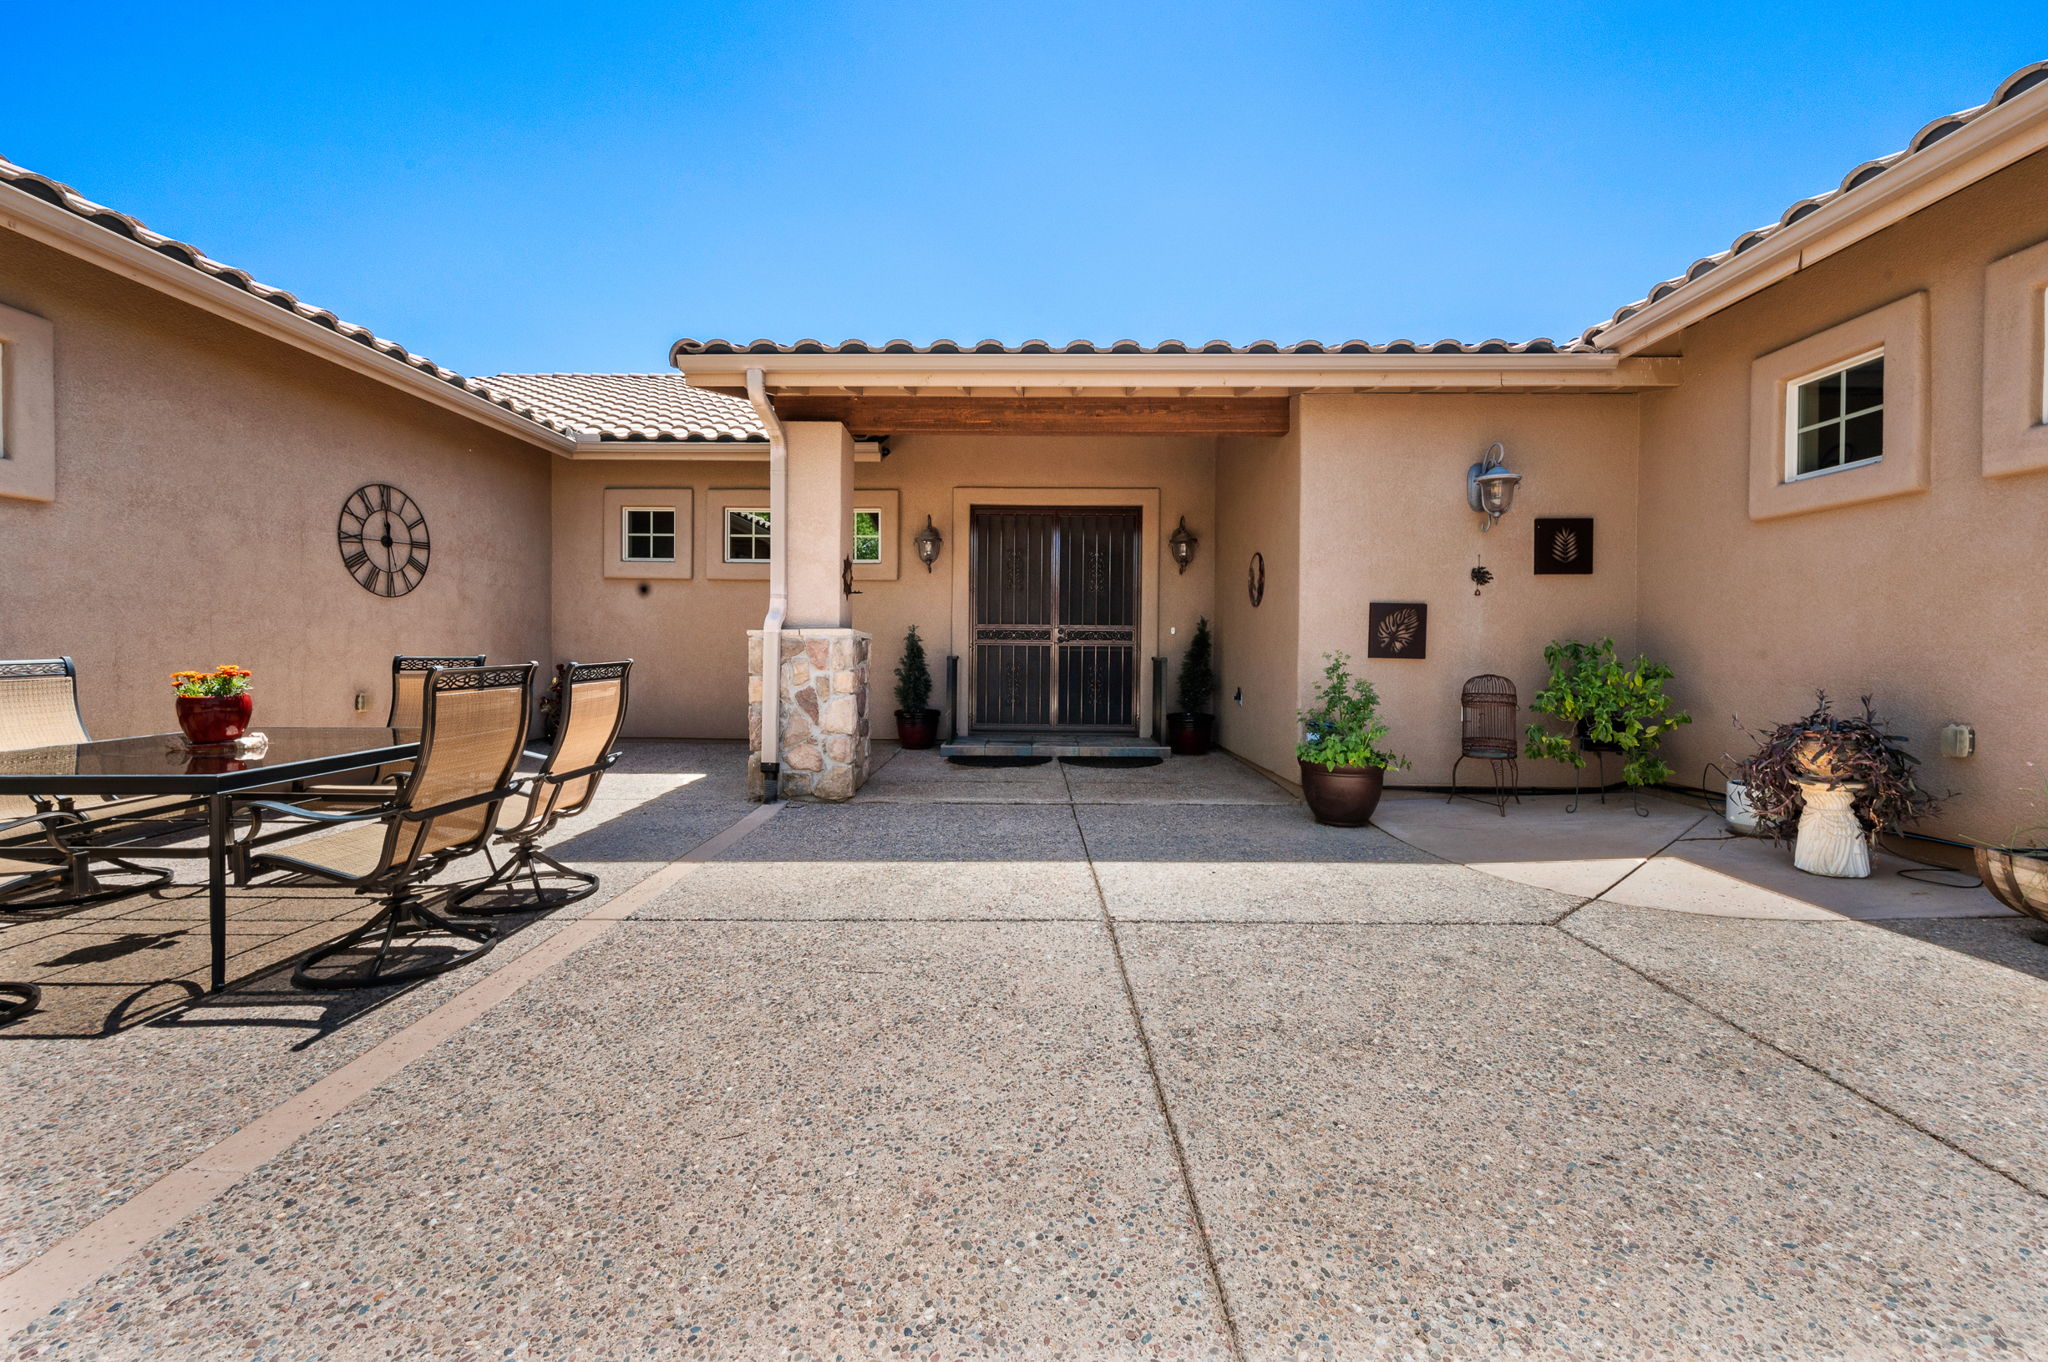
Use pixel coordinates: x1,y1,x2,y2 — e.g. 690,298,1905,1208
337,483,430,597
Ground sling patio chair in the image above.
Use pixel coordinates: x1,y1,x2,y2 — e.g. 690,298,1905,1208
294,653,487,802
0,657,203,909
453,659,632,914
236,662,535,991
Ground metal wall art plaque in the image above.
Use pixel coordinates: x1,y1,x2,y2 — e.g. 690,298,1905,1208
1366,601,1427,659
1247,552,1265,607
1533,517,1594,575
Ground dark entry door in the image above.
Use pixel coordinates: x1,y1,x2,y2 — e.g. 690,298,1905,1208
971,508,1140,731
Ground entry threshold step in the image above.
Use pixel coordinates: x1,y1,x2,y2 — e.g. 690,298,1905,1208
940,736,1170,759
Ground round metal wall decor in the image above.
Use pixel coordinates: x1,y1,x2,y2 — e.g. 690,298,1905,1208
1247,552,1265,607
336,483,430,597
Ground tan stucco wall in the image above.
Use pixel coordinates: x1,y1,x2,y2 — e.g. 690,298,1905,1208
550,458,762,738
0,230,553,738
1640,148,2048,844
1215,421,1301,778
1293,392,1644,786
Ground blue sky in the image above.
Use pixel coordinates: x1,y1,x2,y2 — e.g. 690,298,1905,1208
3,4,2042,376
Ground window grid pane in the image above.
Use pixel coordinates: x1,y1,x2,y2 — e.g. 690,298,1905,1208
725,508,771,563
622,508,676,562
1792,355,1884,477
853,509,881,565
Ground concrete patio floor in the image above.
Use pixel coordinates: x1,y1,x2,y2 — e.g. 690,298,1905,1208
2,744,2044,1359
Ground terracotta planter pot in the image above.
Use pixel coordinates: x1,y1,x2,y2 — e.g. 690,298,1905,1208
176,693,254,746
894,708,941,750
1166,712,1214,756
1298,760,1386,828
1975,846,2048,924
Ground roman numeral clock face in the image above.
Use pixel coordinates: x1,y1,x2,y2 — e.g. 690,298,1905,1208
336,484,430,597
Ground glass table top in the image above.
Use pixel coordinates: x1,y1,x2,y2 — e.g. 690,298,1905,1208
0,726,420,791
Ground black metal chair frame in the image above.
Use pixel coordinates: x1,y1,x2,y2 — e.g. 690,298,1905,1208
237,663,535,991
455,660,632,916
1447,675,1522,817
0,657,204,911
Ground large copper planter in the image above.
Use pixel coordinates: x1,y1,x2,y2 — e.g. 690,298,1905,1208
1975,847,2048,923
1299,760,1386,828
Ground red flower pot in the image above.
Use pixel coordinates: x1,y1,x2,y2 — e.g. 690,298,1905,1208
895,709,941,750
176,693,254,746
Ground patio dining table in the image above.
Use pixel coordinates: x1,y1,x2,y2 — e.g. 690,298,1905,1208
0,727,420,992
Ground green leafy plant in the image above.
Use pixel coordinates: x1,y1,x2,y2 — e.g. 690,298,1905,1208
1523,637,1690,787
1296,651,1409,772
1736,691,1941,842
893,624,934,714
1175,617,1216,714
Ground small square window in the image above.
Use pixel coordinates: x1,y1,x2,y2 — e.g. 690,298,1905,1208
853,508,882,565
1788,352,1884,478
725,507,771,563
620,507,677,562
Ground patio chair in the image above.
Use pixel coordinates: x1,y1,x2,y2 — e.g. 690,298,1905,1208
295,653,487,801
0,657,199,909
1447,673,1521,817
238,662,535,991
453,660,632,914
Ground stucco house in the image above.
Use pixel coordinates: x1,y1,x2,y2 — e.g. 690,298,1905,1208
3,62,2046,839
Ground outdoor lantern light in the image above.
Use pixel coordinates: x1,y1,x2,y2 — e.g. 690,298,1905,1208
1168,516,1198,574
1466,441,1523,532
913,514,943,572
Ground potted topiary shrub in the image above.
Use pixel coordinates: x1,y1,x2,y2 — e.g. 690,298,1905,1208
1523,638,1691,788
1296,651,1409,826
1166,616,1217,756
893,625,941,749
1736,692,1940,844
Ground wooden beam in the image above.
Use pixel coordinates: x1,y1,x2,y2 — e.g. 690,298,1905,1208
768,395,1291,436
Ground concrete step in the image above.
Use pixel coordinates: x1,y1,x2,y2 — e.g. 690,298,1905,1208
940,735,1170,760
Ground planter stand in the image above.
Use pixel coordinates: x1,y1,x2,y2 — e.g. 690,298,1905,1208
1565,744,1647,818
1792,779,1870,878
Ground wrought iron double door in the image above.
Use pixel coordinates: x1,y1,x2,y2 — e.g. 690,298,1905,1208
971,508,1140,731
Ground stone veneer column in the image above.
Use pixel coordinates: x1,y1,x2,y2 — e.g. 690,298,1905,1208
748,627,871,801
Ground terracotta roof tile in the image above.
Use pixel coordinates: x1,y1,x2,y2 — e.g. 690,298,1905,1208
1576,60,2048,346
474,373,764,442
671,335,1590,357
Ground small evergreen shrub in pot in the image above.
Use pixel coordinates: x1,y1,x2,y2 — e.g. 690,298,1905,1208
1166,616,1217,756
1523,638,1690,787
893,625,940,749
1296,651,1409,827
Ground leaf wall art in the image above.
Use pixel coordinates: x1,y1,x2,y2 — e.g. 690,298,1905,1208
1366,601,1428,659
1533,517,1594,575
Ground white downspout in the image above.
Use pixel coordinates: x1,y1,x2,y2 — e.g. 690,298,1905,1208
746,367,788,801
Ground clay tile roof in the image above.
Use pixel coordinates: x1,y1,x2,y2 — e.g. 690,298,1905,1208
670,334,1592,357
474,373,765,442
1576,59,2048,347
0,156,598,440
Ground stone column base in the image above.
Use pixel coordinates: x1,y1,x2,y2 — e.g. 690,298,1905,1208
748,628,871,801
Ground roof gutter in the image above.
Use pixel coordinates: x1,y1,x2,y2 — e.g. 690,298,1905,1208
0,184,575,455
1587,82,2048,355
745,368,788,802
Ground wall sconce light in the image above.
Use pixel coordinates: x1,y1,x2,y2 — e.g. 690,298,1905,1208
1466,441,1523,532
1168,516,1198,574
913,514,943,572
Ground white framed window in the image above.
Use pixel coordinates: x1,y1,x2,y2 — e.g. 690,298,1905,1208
853,508,882,564
1787,350,1885,479
724,507,772,563
620,506,677,562
0,302,56,503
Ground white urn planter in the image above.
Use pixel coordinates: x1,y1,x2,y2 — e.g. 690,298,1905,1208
1724,779,1760,835
1792,780,1870,878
